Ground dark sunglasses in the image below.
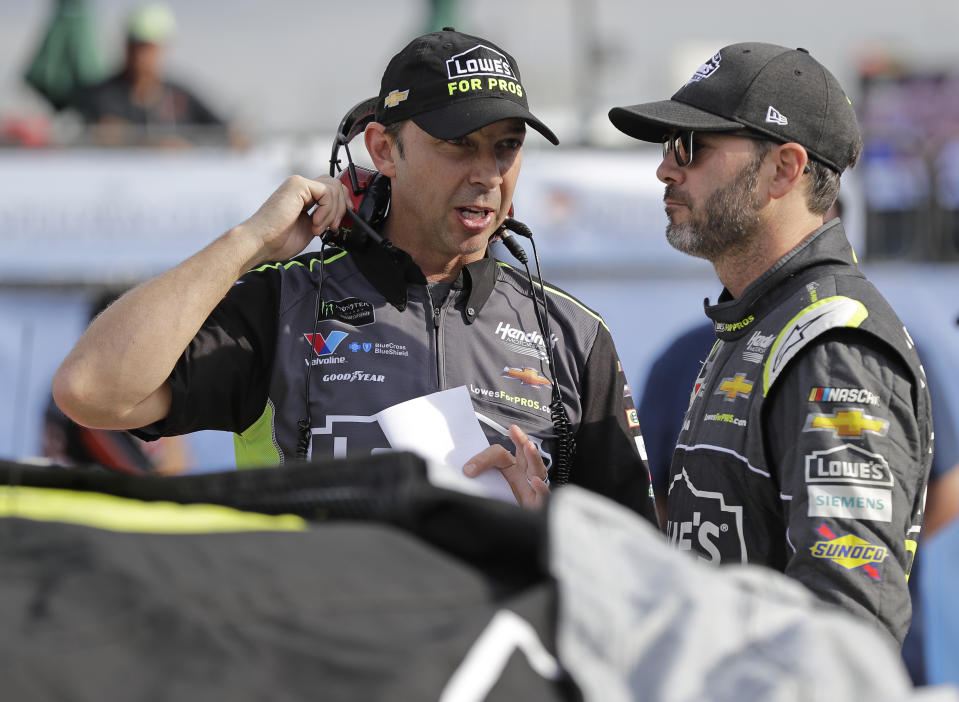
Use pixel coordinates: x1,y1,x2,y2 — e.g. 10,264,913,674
662,129,776,168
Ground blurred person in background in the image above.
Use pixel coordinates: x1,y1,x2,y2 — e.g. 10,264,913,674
901,325,959,684
51,28,657,522
609,43,933,648
42,288,192,475
69,2,232,147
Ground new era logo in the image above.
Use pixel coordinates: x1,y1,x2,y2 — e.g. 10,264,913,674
766,106,788,126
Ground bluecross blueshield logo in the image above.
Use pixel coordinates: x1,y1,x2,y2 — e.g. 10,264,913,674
305,331,348,357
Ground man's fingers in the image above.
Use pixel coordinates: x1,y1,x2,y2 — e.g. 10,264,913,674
463,444,515,477
521,436,549,485
303,176,348,233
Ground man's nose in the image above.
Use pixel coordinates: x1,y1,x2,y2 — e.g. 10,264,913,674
656,154,684,185
469,147,504,188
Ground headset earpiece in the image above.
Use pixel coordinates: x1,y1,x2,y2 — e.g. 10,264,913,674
329,166,390,247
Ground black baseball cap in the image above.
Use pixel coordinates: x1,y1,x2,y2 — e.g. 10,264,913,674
373,27,559,145
609,43,861,172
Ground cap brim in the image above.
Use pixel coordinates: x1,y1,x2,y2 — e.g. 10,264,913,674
413,98,559,145
609,99,743,143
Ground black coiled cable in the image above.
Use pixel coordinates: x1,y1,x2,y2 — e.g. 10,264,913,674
499,217,576,485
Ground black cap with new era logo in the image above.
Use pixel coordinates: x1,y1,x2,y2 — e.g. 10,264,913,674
608,43,861,173
374,27,558,145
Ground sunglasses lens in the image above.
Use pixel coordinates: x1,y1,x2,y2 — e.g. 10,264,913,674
664,132,693,166
675,133,691,166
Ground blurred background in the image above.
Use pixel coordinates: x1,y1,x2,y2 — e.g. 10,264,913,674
3,0,956,465
1,0,958,689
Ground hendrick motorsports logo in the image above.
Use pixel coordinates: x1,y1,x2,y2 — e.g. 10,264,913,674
494,322,556,361
741,330,775,363
810,523,886,580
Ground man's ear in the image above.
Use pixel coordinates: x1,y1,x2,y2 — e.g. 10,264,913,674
768,142,809,199
365,122,398,178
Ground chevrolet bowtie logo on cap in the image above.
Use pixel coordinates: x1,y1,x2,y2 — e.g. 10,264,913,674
383,90,409,109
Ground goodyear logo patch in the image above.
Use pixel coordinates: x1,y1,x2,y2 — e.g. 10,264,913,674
810,523,886,580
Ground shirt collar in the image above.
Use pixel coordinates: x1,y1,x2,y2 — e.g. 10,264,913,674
705,218,857,339
349,240,498,323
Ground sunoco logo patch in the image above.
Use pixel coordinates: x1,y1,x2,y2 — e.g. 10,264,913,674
810,523,886,580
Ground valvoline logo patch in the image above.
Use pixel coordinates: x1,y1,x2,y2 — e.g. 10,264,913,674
305,331,348,357
810,523,887,580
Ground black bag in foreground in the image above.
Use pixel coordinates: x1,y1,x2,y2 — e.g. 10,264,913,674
1,455,949,702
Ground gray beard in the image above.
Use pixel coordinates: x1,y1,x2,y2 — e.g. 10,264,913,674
665,154,765,261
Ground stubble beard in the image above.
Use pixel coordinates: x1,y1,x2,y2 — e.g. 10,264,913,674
665,152,766,261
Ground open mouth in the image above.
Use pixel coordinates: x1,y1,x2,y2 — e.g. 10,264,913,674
456,206,495,230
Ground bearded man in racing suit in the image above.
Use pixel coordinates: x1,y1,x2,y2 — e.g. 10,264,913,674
52,28,657,522
609,42,933,646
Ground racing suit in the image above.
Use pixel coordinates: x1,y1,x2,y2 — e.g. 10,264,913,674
134,238,657,521
664,219,933,646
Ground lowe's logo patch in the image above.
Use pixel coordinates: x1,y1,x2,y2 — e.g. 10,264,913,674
804,444,893,487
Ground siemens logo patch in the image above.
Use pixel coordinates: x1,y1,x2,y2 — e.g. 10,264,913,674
808,485,891,522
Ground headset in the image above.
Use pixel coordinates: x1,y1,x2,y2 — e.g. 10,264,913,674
298,99,576,486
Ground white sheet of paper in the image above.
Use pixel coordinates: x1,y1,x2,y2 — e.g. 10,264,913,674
375,385,516,503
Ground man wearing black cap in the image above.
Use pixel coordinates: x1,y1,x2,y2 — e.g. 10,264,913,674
53,29,657,522
609,43,933,645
